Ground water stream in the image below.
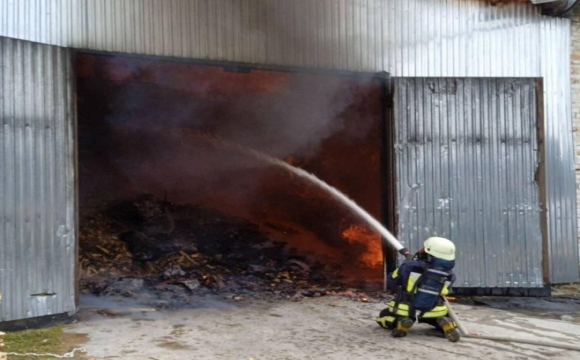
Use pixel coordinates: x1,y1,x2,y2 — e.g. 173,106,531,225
188,131,405,254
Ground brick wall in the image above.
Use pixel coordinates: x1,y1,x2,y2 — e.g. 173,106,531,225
571,7,580,248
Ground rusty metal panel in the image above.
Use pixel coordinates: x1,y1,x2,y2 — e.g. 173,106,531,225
0,0,576,283
0,37,76,322
393,78,544,288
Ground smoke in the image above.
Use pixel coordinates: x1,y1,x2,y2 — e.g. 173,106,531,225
77,53,379,209
200,74,367,158
111,64,368,158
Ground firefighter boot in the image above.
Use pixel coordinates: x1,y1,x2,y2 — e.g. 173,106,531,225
375,308,396,329
436,317,461,342
391,317,414,338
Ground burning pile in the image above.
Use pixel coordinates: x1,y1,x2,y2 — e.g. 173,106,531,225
79,194,377,305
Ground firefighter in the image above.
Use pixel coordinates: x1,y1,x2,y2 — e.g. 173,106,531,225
375,237,460,342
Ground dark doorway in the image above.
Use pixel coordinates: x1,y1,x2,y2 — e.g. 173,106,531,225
75,52,390,299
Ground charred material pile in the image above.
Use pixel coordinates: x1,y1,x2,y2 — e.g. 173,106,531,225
80,194,374,306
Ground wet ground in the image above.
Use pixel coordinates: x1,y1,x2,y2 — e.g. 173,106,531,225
65,294,580,360
455,294,580,322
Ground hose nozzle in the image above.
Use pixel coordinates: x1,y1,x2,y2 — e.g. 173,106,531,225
398,248,411,259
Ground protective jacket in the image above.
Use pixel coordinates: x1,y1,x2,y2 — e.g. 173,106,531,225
385,256,455,319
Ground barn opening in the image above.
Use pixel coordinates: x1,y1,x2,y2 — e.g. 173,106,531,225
75,52,391,302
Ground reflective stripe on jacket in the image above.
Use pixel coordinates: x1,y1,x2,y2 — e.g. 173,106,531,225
388,259,456,293
387,258,456,314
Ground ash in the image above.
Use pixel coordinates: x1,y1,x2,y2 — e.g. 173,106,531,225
79,194,382,308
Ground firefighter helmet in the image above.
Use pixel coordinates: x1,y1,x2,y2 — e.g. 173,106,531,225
423,237,455,261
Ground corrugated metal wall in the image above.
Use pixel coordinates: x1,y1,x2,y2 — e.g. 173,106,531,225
0,1,568,73
0,37,76,322
393,78,543,288
0,0,577,283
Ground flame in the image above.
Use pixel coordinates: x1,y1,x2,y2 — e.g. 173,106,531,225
341,225,382,267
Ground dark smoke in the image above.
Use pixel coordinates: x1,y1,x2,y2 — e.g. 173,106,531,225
76,48,383,281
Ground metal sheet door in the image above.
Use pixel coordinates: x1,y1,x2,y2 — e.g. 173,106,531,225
0,37,76,322
392,78,545,288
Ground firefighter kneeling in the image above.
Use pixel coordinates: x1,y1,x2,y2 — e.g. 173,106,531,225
376,237,461,342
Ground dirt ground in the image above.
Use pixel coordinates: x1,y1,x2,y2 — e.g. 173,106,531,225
63,295,580,360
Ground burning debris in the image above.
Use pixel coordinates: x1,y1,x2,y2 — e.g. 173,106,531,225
79,195,380,306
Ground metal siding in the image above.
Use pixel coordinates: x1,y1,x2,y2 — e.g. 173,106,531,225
0,0,576,283
0,37,76,322
393,78,543,288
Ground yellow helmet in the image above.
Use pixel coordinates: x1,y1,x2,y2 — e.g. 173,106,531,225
423,237,455,261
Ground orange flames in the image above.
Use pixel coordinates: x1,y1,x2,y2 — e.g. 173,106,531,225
341,225,382,267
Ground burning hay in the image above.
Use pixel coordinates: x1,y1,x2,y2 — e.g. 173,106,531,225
79,194,379,306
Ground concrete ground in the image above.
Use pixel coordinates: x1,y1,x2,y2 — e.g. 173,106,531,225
65,295,580,360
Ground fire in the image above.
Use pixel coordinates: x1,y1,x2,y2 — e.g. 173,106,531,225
341,225,382,267
76,52,385,285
